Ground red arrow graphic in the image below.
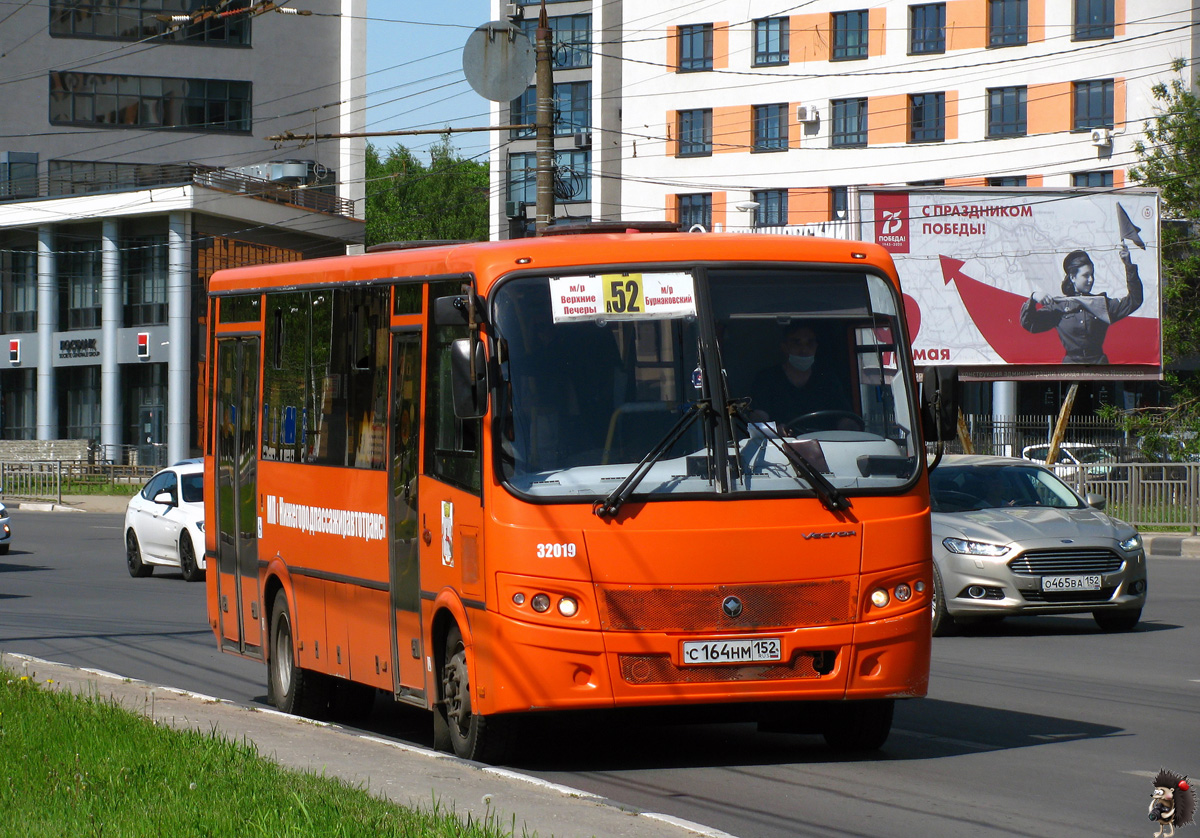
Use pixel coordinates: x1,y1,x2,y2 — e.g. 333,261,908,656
938,256,1159,365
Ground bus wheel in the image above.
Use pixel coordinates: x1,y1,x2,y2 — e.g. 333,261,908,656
126,531,152,578
269,595,331,719
438,625,515,763
822,699,894,751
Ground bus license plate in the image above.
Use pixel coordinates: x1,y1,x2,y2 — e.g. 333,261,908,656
681,638,782,665
1041,574,1102,591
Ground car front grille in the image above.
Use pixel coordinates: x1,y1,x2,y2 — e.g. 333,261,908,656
1020,587,1117,604
1008,548,1124,576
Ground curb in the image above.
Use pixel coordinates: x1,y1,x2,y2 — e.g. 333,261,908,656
1139,533,1200,559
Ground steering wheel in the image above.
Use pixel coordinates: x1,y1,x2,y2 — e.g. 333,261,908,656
784,410,865,434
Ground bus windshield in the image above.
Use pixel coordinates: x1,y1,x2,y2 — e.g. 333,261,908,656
492,266,918,500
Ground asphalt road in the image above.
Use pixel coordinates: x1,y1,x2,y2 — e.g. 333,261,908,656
2,508,1197,838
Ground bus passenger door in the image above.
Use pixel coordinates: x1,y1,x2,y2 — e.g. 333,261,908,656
215,337,264,657
388,331,425,699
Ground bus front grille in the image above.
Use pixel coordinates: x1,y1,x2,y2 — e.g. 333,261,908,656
599,580,855,632
618,652,828,684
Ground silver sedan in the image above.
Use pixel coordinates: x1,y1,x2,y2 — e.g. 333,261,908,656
929,455,1146,635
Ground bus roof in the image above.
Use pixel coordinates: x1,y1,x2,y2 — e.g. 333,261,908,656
207,232,895,297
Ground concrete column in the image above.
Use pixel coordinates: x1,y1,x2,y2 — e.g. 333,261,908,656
993,380,1018,457
167,211,191,465
100,219,121,458
36,226,57,440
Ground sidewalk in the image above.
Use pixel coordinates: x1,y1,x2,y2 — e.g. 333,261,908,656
20,495,1200,557
0,650,730,838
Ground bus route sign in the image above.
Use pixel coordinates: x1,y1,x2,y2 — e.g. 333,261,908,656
549,273,696,322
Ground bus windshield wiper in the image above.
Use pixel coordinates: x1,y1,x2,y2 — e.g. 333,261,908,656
729,401,851,513
593,401,709,518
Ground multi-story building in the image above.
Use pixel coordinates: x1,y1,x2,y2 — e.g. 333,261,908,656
491,0,1197,415
0,1,365,464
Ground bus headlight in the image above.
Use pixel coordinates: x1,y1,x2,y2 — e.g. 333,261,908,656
557,596,578,617
894,583,913,602
870,588,890,608
530,593,551,613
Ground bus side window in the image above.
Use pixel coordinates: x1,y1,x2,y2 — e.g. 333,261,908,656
426,282,481,494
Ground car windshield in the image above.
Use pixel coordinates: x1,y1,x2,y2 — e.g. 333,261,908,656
491,267,919,500
930,464,1084,512
180,473,203,504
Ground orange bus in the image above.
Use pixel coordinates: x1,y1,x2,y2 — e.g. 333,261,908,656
204,227,954,762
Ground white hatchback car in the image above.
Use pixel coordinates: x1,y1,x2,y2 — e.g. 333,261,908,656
1021,442,1117,481
124,459,205,581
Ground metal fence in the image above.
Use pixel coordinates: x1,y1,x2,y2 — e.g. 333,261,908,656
0,460,157,504
1058,462,1200,534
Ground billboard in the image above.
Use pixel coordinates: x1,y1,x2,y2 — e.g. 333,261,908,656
860,188,1162,379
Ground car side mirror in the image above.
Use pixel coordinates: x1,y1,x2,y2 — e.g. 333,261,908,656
1085,493,1107,510
153,490,176,507
450,337,488,419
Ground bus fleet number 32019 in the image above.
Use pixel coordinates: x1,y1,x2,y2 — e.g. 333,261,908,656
682,638,782,665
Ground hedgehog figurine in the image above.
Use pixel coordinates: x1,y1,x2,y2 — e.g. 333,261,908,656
1149,769,1196,838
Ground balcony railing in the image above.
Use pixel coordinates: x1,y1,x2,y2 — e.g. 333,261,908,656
0,164,355,218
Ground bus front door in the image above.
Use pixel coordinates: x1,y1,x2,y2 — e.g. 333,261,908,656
388,331,425,700
215,337,264,657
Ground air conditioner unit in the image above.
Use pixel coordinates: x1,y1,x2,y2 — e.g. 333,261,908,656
796,105,819,124
573,131,592,149
504,2,522,20
505,201,524,218
1090,128,1113,147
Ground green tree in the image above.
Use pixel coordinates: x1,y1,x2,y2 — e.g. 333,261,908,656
364,137,489,246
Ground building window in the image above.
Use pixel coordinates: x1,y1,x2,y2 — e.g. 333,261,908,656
752,190,787,227
987,86,1027,137
1073,79,1114,130
989,0,1027,47
1074,0,1114,40
832,11,869,60
520,14,591,69
909,92,945,143
831,98,868,147
61,244,102,331
46,160,193,195
909,179,945,186
988,175,1027,186
831,186,850,220
678,194,712,230
48,72,252,133
678,24,714,72
557,150,591,203
1072,171,1113,187
124,235,168,327
0,152,38,199
49,0,252,45
510,81,591,139
752,104,788,152
507,152,537,205
678,109,712,156
1,247,37,333
909,4,946,54
753,17,789,66
64,366,101,442
1,369,36,440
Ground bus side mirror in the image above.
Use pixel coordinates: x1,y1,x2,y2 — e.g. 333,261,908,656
434,295,470,326
920,365,959,444
450,338,488,419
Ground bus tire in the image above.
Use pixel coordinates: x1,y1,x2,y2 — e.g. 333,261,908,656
438,624,516,763
822,699,894,752
269,594,331,719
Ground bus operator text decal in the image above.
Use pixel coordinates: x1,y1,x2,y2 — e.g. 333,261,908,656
265,495,386,542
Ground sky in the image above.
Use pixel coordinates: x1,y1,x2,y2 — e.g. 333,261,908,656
365,3,495,162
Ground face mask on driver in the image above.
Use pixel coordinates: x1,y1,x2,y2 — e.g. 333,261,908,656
787,354,815,372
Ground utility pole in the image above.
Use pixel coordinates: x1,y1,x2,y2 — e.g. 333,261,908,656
534,1,554,233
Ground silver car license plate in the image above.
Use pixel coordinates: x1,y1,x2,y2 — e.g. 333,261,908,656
1041,574,1102,591
681,638,782,665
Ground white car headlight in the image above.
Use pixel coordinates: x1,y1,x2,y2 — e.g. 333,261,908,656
196,520,205,532
942,537,1011,557
1119,534,1141,552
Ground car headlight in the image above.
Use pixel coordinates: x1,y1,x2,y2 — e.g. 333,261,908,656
196,520,205,533
942,537,1011,557
1119,534,1141,552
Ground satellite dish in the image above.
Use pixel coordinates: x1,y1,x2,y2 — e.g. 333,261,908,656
462,21,536,103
